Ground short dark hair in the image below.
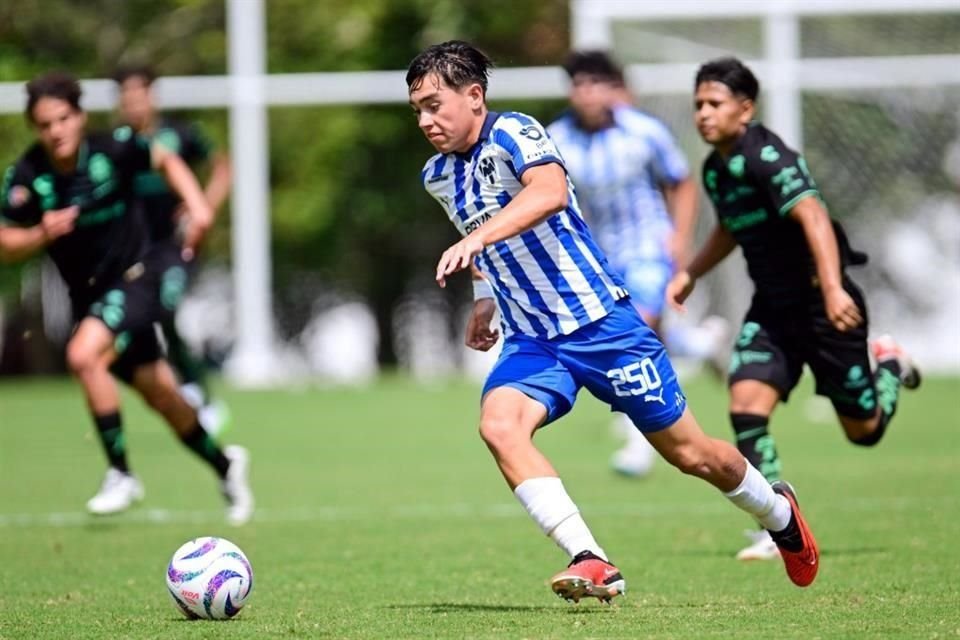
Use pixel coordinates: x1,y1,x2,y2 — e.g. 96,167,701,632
694,57,759,101
25,71,83,121
406,40,494,95
112,63,157,86
562,50,624,85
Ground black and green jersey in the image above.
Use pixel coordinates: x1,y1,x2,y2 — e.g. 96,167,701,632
0,128,152,302
129,118,212,243
702,122,863,307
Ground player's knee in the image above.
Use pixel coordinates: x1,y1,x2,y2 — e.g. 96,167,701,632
666,443,712,478
478,415,524,452
65,341,98,377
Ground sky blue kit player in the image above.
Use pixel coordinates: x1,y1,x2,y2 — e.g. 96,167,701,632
407,40,821,601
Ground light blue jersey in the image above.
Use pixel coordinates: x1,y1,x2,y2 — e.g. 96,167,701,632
548,106,689,315
421,111,628,340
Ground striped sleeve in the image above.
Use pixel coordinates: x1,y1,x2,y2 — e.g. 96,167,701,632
492,113,564,178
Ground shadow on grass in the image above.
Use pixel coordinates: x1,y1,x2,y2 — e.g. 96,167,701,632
386,602,610,614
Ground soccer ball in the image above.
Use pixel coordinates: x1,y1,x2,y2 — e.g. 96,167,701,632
166,536,253,620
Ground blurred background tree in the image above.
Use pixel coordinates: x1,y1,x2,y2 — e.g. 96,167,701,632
0,0,568,365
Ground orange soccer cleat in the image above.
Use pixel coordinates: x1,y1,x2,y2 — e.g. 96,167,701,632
769,481,820,587
550,551,625,603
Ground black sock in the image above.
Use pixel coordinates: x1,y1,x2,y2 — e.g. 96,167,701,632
94,412,129,473
852,361,902,447
180,423,230,478
731,413,781,483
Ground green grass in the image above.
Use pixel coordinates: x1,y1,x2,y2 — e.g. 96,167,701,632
1,374,958,639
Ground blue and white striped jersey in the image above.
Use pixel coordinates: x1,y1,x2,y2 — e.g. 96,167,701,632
547,106,689,265
421,111,628,340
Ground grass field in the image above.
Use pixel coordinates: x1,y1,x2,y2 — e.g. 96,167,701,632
1,373,958,639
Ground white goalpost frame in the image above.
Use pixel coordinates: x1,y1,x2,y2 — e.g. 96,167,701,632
0,0,956,384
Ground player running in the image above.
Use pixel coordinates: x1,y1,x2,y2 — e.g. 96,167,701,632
407,41,820,601
548,50,727,478
667,57,920,561
113,64,232,436
0,72,253,525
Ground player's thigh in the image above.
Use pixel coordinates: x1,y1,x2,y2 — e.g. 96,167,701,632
110,326,164,386
563,302,686,433
66,316,117,369
806,282,876,421
480,386,551,442
728,315,803,404
482,335,579,428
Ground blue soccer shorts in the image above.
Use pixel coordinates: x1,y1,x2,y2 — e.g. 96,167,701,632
482,300,687,432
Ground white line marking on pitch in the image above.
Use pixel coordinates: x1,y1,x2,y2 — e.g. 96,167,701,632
0,495,947,529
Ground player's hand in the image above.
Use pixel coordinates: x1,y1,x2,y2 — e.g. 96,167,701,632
436,234,485,288
666,270,695,312
824,286,862,332
180,205,214,261
40,205,79,241
464,298,500,351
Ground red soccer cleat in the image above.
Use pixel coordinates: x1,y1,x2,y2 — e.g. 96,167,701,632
768,481,820,587
550,551,625,603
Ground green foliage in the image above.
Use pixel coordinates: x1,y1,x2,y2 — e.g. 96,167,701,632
0,0,568,357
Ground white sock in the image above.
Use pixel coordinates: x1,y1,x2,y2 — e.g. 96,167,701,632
514,477,607,561
723,462,792,532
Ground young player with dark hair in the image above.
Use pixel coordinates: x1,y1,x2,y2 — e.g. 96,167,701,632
667,57,920,561
113,64,232,434
0,71,252,524
407,41,820,601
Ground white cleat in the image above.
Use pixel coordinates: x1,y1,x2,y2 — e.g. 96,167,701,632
199,401,231,439
222,446,254,526
736,529,781,561
86,468,144,515
179,382,207,410
610,426,657,478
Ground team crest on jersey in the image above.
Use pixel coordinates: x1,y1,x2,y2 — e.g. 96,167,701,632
113,126,133,142
518,125,543,141
89,153,114,184
479,156,498,185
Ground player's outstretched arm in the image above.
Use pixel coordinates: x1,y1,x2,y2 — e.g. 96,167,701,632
0,206,78,263
435,163,567,286
664,176,699,266
153,145,214,260
789,197,862,332
666,224,736,312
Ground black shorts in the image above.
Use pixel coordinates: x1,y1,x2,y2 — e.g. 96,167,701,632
72,241,190,383
727,277,877,420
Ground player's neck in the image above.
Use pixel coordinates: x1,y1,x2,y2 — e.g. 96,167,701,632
577,110,613,133
48,148,79,174
713,127,748,159
456,108,489,154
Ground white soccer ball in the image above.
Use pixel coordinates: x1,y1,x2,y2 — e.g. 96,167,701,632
166,536,253,620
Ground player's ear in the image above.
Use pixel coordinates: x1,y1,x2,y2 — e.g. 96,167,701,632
467,83,485,111
738,98,755,124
